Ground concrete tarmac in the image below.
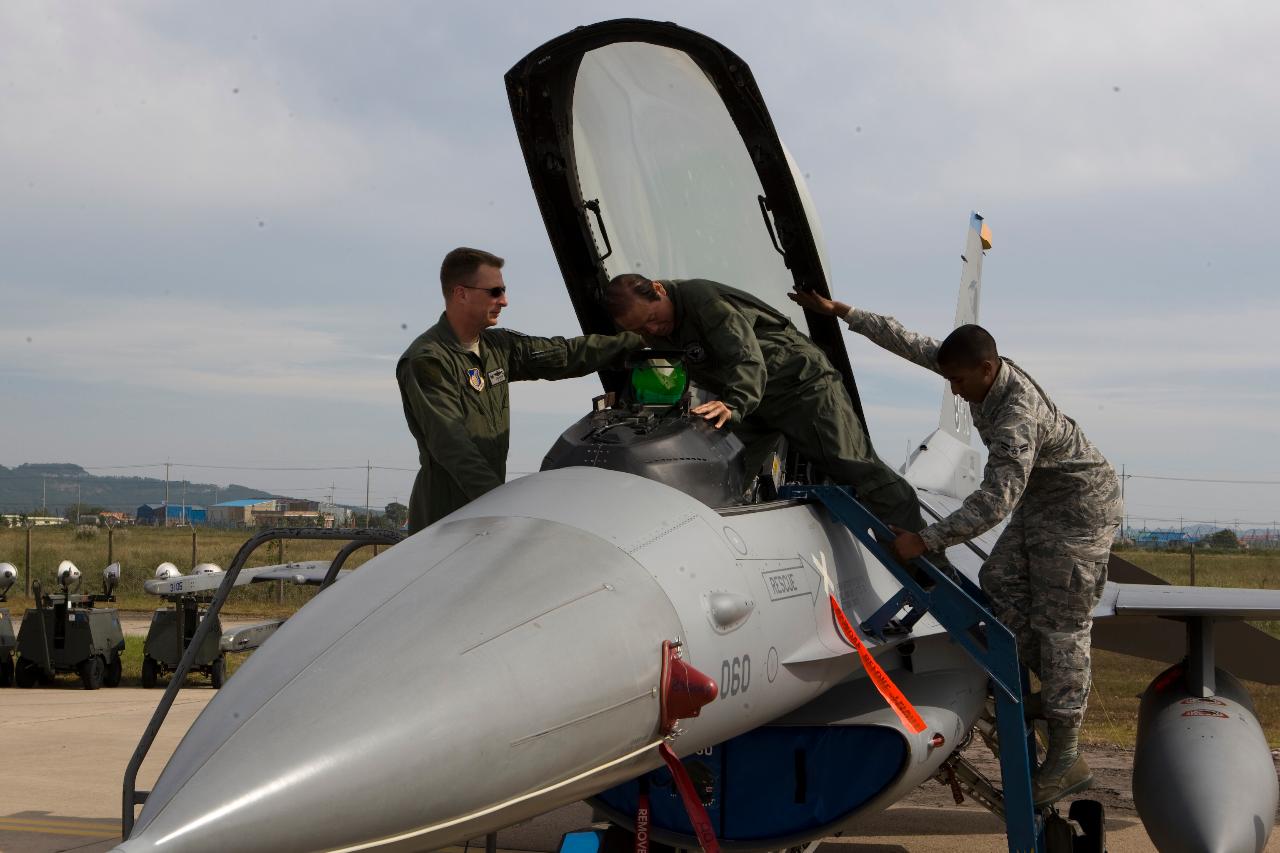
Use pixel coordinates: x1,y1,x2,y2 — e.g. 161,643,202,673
2,686,1277,853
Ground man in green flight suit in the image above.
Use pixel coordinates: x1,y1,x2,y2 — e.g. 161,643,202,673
603,274,930,540
398,248,642,533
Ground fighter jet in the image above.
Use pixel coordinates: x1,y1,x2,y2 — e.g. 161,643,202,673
115,19,1280,853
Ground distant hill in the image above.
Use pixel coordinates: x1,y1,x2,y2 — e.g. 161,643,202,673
0,463,276,516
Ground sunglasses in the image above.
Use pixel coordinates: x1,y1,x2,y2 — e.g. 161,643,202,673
461,284,507,298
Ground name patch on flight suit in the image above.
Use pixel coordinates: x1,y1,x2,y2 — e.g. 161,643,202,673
487,368,507,386
466,368,485,391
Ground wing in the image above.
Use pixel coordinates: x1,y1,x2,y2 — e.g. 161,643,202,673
143,560,337,596
1092,552,1280,684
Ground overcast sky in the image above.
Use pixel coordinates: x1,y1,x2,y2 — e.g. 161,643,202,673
2,2,1277,529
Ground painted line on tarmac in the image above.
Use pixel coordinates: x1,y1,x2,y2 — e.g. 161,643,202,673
0,815,120,838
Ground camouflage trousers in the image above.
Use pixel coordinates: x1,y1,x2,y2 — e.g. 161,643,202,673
979,507,1119,727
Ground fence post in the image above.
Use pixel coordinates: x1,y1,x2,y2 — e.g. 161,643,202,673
108,526,114,567
191,528,197,570
25,525,32,597
1189,542,1197,586
276,538,286,605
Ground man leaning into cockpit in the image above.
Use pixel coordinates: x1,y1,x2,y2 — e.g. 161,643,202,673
603,274,933,546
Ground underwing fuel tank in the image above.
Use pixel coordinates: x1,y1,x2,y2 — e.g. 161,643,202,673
116,468,876,853
1132,663,1278,852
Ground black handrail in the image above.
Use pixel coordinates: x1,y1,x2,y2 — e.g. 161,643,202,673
121,527,404,838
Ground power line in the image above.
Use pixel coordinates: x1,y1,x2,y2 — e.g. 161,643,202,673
170,462,371,471
1126,473,1280,486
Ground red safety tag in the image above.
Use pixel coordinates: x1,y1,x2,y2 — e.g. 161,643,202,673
657,742,720,853
829,594,927,734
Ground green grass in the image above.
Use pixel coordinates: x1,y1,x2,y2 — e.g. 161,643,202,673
0,526,385,617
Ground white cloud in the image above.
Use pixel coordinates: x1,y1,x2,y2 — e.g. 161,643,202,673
0,6,442,213
3,294,398,403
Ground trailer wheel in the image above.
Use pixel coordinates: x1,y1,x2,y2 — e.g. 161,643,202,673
210,655,226,689
141,655,158,689
103,653,123,688
15,657,39,688
80,655,105,690
1069,799,1105,853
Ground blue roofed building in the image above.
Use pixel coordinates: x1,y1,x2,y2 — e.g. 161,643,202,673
1133,529,1199,549
136,503,208,526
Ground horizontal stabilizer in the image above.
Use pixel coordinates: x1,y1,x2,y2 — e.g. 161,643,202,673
1093,553,1280,685
1098,582,1280,621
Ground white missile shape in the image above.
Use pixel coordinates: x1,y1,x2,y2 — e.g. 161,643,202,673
117,468,866,853
1133,664,1278,853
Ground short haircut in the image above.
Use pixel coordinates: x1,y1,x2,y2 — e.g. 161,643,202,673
603,274,660,317
440,247,504,298
937,324,998,369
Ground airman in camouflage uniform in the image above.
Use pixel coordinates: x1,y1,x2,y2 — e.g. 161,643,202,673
398,249,641,533
791,289,1121,805
604,276,931,540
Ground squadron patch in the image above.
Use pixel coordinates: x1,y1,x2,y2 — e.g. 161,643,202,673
684,342,707,364
466,368,485,391
487,368,507,386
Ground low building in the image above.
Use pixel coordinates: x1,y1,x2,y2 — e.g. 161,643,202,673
209,499,278,527
2,514,69,527
135,504,208,526
1133,530,1198,550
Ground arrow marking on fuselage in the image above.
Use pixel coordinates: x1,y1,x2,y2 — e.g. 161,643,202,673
806,550,833,605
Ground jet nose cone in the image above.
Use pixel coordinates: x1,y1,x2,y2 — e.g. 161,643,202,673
123,515,680,852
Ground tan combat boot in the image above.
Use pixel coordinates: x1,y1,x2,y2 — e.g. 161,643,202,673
1032,721,1093,806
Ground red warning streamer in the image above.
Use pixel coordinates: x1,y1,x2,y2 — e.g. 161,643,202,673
657,742,721,853
829,594,927,734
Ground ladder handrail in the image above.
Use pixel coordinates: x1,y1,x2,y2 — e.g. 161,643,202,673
121,527,404,839
778,485,1041,853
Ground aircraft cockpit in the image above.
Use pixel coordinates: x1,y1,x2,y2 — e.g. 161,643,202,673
511,20,872,508
540,351,793,508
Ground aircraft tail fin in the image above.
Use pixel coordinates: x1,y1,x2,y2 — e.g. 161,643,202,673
937,211,989,443
901,213,990,498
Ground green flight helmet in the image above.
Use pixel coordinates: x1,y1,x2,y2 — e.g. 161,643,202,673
631,359,687,405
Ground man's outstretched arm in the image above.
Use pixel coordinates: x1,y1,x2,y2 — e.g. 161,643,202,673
789,289,943,375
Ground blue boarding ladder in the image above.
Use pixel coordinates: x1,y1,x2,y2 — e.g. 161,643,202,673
778,484,1042,853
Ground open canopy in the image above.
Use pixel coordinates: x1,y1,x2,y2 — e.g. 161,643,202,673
506,19,866,425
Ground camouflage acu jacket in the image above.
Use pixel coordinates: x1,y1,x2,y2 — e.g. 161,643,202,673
844,308,1122,551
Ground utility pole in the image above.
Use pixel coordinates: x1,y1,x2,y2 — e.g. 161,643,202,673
164,460,171,527
42,477,47,515
76,480,81,524
1120,464,1126,539
365,461,372,528
182,480,188,525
